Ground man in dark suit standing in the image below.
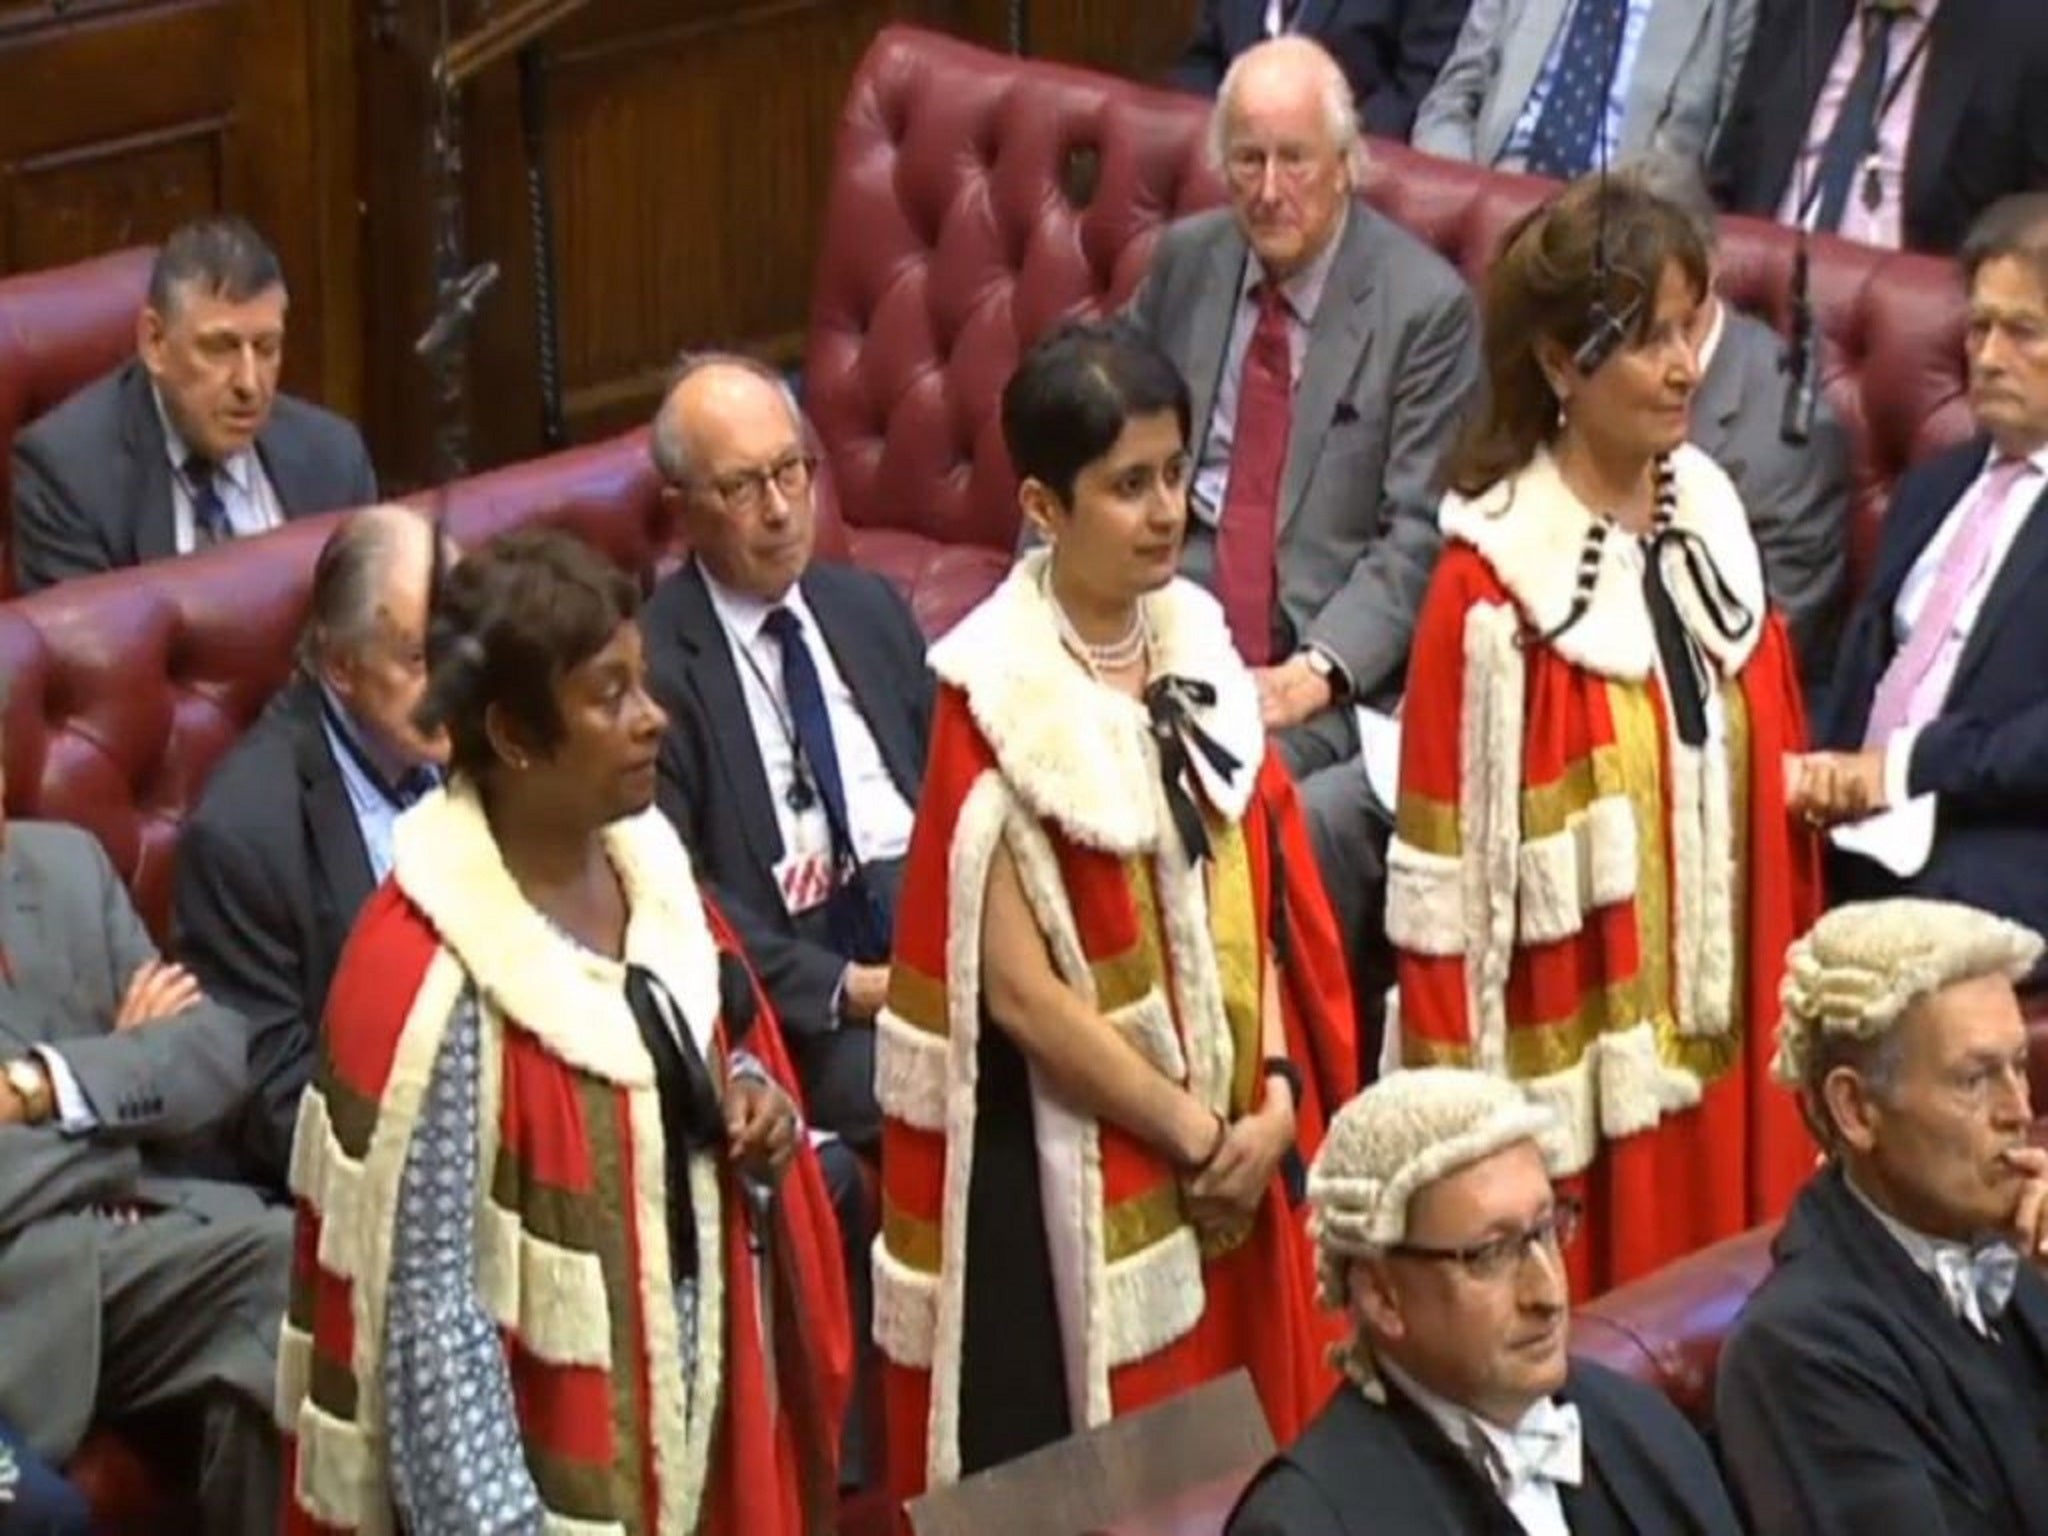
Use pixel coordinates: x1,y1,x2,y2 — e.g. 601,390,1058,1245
1794,195,2048,945
643,355,930,1153
1171,0,1471,141
1129,37,1479,1057
0,804,288,1536
1719,898,2048,1535
1709,0,2048,254
12,216,376,592
1228,1067,1743,1534
174,505,445,1192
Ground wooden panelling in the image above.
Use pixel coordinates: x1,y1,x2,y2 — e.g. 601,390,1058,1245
0,0,360,416
1018,0,1200,80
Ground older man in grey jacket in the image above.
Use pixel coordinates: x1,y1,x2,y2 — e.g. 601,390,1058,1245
0,813,285,1535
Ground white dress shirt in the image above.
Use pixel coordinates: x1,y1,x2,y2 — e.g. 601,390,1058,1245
701,568,915,886
1380,1361,1578,1535
1879,443,2048,805
1845,1172,2017,1338
152,386,285,553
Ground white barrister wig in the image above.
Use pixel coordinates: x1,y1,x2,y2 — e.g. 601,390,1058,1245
1773,898,2045,1087
1308,1067,1554,1392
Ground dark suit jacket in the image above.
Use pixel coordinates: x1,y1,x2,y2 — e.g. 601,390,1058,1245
1709,0,2048,254
1169,0,1472,140
1691,303,1850,687
172,678,375,1193
644,559,933,1038
1717,1164,2048,1536
11,358,376,592
1127,202,1479,703
1819,438,2048,940
1227,1361,1742,1535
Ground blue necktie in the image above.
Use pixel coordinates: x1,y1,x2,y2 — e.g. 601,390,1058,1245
394,766,440,808
1522,0,1628,180
763,606,885,957
183,454,232,546
1809,5,1901,231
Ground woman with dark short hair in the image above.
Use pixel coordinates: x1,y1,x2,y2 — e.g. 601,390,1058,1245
876,321,1359,1505
275,528,851,1535
1386,177,1823,1295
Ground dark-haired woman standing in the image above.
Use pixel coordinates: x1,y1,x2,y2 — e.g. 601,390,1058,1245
1387,175,1822,1295
876,322,1359,1509
276,529,851,1535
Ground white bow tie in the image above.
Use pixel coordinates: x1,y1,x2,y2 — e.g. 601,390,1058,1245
1932,1243,2021,1336
1469,1399,1584,1500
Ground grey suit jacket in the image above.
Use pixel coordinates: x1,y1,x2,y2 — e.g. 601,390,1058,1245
1126,203,1479,701
1412,0,1757,170
1690,304,1850,688
11,358,376,593
0,822,256,1460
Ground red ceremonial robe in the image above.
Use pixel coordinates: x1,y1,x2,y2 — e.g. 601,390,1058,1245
276,784,850,1536
876,553,1357,1511
1388,445,1823,1296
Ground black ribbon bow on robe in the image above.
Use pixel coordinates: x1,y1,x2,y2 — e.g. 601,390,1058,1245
1641,525,1756,749
1143,675,1243,866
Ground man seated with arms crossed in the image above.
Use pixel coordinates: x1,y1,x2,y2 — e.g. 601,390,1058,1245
12,216,375,592
0,773,289,1534
174,505,445,1193
1717,898,2048,1535
1229,1068,1741,1534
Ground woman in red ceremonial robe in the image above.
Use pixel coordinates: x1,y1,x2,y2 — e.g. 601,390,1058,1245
876,321,1358,1511
1386,174,1823,1297
276,529,850,1535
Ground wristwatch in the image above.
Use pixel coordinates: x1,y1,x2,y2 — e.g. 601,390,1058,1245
1262,1055,1304,1110
1,1056,51,1125
1298,646,1349,702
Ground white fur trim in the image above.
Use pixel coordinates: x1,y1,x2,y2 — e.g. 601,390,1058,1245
870,1239,939,1368
1440,445,1765,681
1104,991,1186,1083
275,1321,312,1432
290,1090,367,1285
1514,794,1641,947
1028,1071,1106,1430
1148,830,1233,1116
1385,839,1466,956
395,787,722,1084
1665,728,1737,1042
925,771,1013,1488
929,551,1264,853
540,1515,626,1536
1100,1226,1208,1369
473,1201,614,1368
875,1008,950,1130
1523,1054,1599,1178
292,1401,376,1534
1462,603,1525,1077
1596,1020,1704,1140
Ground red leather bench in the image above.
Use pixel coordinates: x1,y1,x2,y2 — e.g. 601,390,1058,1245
0,246,155,599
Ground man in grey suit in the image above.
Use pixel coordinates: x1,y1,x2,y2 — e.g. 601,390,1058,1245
1126,36,1479,1061
1412,0,1756,179
12,216,376,593
0,802,288,1533
1628,151,1850,687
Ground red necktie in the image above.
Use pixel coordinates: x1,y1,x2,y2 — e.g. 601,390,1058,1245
1217,282,1293,666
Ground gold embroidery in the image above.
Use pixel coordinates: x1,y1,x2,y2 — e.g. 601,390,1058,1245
577,1076,644,1526
1204,817,1263,1116
1606,680,1668,1037
1396,790,1461,857
889,1182,1190,1270
1402,1034,1477,1068
1520,747,1623,841
1092,943,1155,1016
882,1194,942,1275
885,963,947,1038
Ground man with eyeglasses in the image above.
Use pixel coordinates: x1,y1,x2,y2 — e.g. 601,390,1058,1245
642,353,930,1484
1717,898,2048,1535
1228,1068,1742,1534
1126,35,1478,1073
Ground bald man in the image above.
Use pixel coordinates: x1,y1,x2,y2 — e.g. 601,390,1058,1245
174,504,449,1193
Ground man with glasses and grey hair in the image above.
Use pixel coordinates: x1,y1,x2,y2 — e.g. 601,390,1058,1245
1126,36,1479,1074
1623,150,1851,689
1228,1068,1742,1534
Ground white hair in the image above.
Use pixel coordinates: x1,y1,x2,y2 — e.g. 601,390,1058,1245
648,351,809,487
1206,36,1368,184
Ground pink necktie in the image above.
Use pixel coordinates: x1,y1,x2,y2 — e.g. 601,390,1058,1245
1216,283,1292,667
1865,457,2034,744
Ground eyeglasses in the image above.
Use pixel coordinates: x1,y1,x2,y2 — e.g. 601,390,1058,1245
1223,144,1328,192
698,451,816,513
1389,1197,1583,1282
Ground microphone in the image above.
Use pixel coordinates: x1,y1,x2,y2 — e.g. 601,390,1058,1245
413,260,501,357
1780,244,1820,446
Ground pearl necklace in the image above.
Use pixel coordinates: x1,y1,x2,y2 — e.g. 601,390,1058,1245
1044,567,1150,676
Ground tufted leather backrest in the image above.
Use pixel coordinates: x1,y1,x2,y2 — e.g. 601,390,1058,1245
0,246,156,597
809,26,1974,630
0,430,670,942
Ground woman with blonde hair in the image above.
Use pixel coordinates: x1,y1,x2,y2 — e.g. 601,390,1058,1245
1386,175,1823,1294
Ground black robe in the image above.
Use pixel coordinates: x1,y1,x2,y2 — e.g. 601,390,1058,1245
1716,1164,2048,1536
1225,1361,1741,1535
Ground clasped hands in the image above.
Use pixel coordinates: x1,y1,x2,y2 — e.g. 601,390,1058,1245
1785,748,1888,828
1175,1086,1295,1244
725,1073,799,1184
